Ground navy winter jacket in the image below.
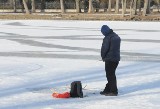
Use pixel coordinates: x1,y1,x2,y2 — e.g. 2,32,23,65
101,25,121,62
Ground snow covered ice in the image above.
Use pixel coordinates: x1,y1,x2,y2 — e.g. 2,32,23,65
0,20,160,109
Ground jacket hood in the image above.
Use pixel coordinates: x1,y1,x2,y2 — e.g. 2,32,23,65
101,25,111,36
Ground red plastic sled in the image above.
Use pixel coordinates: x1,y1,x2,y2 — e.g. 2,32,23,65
52,92,70,98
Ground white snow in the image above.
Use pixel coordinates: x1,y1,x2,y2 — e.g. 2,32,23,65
0,20,160,109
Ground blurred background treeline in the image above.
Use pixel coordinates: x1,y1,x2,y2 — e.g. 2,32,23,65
0,0,159,17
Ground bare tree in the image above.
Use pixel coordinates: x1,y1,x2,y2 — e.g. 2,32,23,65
13,0,16,13
124,0,127,14
158,0,160,12
20,0,24,13
76,0,80,13
122,0,127,17
146,0,151,14
88,0,94,13
130,0,134,17
108,0,112,12
138,0,142,14
143,0,149,16
41,0,45,12
133,0,138,15
22,0,30,14
115,0,119,14
60,0,65,13
31,0,36,13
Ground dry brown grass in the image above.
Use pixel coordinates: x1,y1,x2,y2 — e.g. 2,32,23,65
0,13,160,21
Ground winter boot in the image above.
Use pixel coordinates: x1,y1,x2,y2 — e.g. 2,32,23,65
104,92,118,96
100,83,110,95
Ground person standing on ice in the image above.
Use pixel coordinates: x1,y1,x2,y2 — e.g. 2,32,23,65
100,25,121,96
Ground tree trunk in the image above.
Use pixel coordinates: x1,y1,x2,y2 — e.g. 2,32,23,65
88,0,94,13
60,0,65,13
143,0,149,16
124,0,127,14
115,0,119,14
146,0,151,14
41,0,45,12
20,0,24,13
133,0,137,15
138,0,142,13
130,0,134,18
158,0,160,12
108,0,111,12
76,0,80,13
13,0,16,13
22,0,30,14
122,0,127,17
31,0,36,13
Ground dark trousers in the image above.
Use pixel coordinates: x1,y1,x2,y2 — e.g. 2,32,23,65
105,61,119,93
